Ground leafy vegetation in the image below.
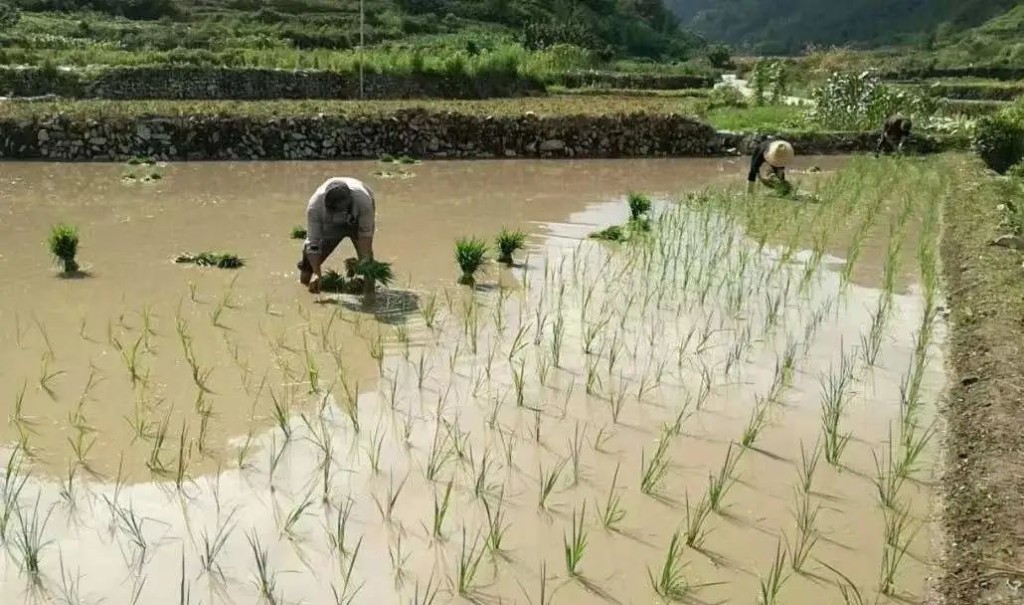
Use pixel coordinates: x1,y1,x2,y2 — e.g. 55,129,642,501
174,251,244,269
809,71,941,130
495,227,526,265
0,0,708,72
455,237,488,285
972,97,1024,173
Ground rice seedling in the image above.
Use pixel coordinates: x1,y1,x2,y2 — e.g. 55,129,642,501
388,533,410,583
48,223,81,273
146,412,172,474
797,439,823,494
496,227,527,264
640,438,672,496
426,426,454,481
456,529,487,597
200,509,237,579
472,448,497,499
551,313,565,367
290,226,307,239
872,446,905,511
175,251,245,269
707,444,742,513
896,421,935,480
538,458,567,510
354,258,395,290
331,534,365,604
11,495,53,582
598,462,626,531
879,507,917,596
758,539,789,604
683,490,714,549
247,531,279,604
412,574,441,605
431,481,454,540
481,490,511,554
38,353,64,400
740,396,771,448
281,491,316,542
512,359,526,407
563,503,588,577
568,422,586,485
174,420,191,490
328,498,355,562
649,531,692,601
456,237,489,285
268,387,292,440
373,472,408,523
787,489,820,573
820,368,853,467
609,378,627,423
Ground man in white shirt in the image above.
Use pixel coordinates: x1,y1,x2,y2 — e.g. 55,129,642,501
297,177,376,294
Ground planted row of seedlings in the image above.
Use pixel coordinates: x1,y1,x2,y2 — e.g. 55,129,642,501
0,160,945,604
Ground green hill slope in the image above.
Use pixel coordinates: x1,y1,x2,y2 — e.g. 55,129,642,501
0,0,704,62
667,0,1019,54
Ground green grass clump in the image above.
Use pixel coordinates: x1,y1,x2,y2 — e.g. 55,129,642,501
455,237,488,285
354,259,395,289
174,252,244,269
47,224,80,273
495,227,527,264
589,225,627,242
290,226,307,240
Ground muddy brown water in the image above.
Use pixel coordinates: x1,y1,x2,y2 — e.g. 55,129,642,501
0,156,943,604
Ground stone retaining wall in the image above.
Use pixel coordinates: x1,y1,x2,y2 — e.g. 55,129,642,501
0,66,544,100
0,66,714,101
0,111,960,162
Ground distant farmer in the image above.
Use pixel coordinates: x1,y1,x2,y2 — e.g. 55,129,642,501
747,139,795,193
875,114,912,157
298,177,376,294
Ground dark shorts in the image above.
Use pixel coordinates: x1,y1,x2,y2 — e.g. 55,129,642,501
297,230,357,274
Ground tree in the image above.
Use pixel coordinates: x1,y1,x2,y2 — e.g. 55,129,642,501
0,1,20,30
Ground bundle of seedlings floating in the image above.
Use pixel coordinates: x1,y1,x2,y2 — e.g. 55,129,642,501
627,192,653,232
48,223,80,274
174,251,245,269
588,192,654,241
379,153,422,165
372,169,416,180
455,237,488,285
290,226,307,240
126,156,156,166
495,227,527,264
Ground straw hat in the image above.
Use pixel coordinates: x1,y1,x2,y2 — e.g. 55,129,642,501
765,140,795,168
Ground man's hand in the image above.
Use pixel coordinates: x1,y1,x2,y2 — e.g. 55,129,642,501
308,274,322,294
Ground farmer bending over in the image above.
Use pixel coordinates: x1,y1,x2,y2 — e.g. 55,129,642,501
747,139,795,193
298,177,375,294
875,115,912,157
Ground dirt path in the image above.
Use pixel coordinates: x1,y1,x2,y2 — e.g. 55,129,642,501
940,161,1024,604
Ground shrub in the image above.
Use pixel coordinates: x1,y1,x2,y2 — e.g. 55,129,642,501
47,224,79,273
0,1,19,30
972,99,1024,174
706,44,732,69
708,85,746,109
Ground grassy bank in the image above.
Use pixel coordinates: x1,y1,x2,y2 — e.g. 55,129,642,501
939,161,1024,603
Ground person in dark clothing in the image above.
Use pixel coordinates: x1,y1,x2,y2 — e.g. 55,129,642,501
875,115,912,157
747,139,795,193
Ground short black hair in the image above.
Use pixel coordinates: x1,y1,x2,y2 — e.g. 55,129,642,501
900,118,913,133
325,184,353,210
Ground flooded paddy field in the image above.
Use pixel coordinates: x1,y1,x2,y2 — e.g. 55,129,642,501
0,155,945,604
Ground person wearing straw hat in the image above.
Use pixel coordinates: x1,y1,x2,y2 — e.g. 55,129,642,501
747,138,795,193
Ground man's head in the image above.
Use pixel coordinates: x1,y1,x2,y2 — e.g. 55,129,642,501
765,140,795,169
325,182,354,213
900,118,913,135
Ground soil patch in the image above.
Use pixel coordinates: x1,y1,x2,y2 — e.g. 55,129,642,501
939,162,1024,603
